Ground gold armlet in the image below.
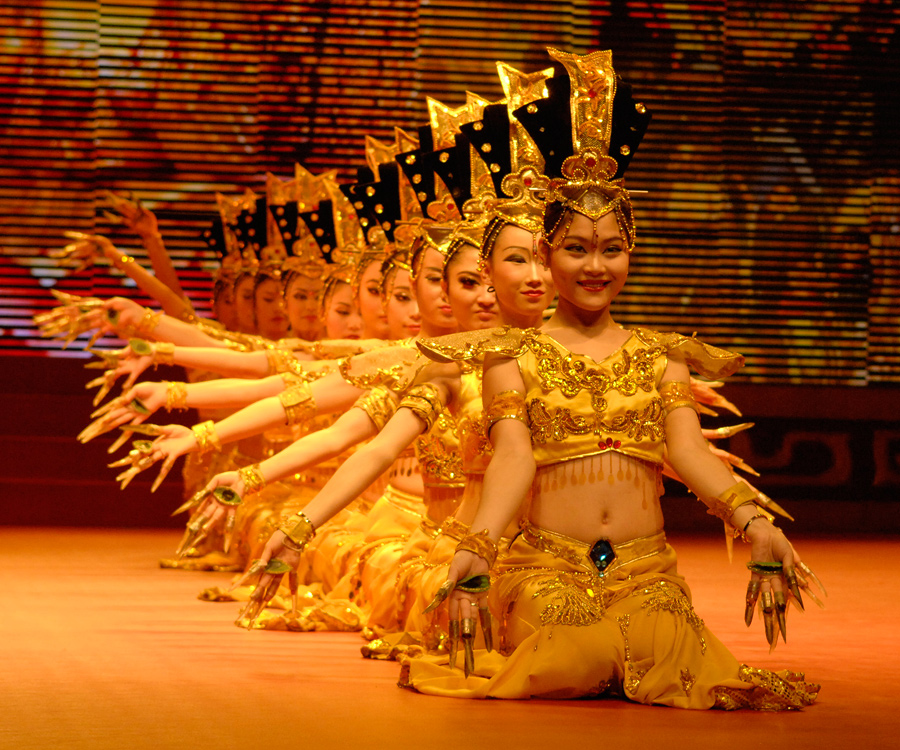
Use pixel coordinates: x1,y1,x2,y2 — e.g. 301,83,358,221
659,380,698,418
238,464,267,494
129,309,162,339
455,529,499,568
191,420,222,453
353,386,398,431
278,511,316,551
704,481,775,524
398,383,442,432
164,381,188,411
279,383,316,425
154,341,175,365
485,389,527,435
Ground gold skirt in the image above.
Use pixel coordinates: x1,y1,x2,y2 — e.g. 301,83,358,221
400,523,819,709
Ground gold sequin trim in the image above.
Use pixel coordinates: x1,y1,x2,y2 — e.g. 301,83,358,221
639,580,707,655
533,573,606,626
713,664,820,711
680,667,696,697
415,411,464,486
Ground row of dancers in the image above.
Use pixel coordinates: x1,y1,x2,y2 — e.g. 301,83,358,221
36,48,824,709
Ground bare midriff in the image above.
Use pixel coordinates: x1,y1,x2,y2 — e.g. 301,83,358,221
388,453,425,496
455,475,528,539
422,485,463,526
530,451,664,545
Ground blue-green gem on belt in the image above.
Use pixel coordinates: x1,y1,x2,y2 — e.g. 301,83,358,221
589,539,616,573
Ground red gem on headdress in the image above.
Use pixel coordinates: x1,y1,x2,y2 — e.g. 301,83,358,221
524,175,533,187
585,154,597,168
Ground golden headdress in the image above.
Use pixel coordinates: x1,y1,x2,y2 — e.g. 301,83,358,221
513,49,652,253
457,63,555,267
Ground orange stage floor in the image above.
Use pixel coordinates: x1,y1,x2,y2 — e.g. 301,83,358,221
2,528,898,750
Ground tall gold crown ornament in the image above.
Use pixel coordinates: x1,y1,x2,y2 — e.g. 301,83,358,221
530,49,652,253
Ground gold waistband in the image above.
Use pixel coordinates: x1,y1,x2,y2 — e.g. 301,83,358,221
520,521,666,575
382,484,425,516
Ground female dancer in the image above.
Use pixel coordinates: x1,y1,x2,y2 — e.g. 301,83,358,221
401,50,822,709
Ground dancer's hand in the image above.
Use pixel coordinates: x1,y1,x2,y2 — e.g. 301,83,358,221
174,485,244,558
49,231,115,274
101,190,159,237
744,521,826,650
78,382,166,447
33,291,108,349
423,550,492,676
231,528,304,629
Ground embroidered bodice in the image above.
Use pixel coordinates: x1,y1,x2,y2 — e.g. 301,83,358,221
418,326,743,469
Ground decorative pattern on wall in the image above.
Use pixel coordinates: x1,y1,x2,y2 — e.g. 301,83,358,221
1,1,898,387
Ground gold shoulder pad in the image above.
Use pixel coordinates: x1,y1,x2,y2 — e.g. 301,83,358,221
417,325,530,364
634,328,744,380
339,341,426,392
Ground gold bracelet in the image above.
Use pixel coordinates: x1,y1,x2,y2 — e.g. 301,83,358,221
117,255,136,266
164,381,188,411
278,511,316,551
131,309,162,339
266,348,296,376
191,420,222,453
154,341,175,365
455,529,499,568
238,464,266,494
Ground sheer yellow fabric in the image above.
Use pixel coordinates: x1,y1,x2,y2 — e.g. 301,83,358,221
400,529,818,708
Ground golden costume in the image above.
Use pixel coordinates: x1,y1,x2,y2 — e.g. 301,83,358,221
400,327,819,709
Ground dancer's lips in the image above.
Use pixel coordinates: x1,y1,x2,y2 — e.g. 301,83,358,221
439,305,454,315
476,311,498,321
578,280,611,292
522,289,545,299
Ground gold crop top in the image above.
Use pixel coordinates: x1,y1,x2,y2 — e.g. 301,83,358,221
454,367,492,477
418,326,744,469
415,408,465,488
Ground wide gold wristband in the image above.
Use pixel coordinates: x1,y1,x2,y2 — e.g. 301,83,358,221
238,464,266,494
130,309,162,339
154,341,175,365
705,481,775,524
266,348,299,376
278,511,316,552
455,529,499,568
191,420,222,453
164,381,188,411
